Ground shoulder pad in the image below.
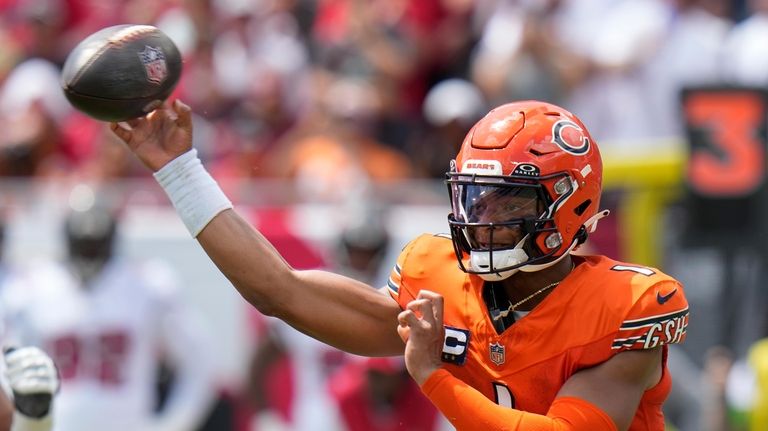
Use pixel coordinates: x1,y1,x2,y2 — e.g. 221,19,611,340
612,275,689,352
386,233,454,306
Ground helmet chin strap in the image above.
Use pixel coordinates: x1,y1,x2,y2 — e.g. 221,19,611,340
471,209,610,281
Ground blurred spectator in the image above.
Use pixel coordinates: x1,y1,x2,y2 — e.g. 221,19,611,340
244,314,346,431
210,1,310,113
475,0,729,149
551,0,670,145
238,200,401,431
311,0,476,148
644,0,731,141
0,189,217,431
704,346,736,431
683,339,768,431
469,0,567,106
722,0,768,86
263,76,414,202
312,0,429,114
0,58,73,177
10,0,69,64
1,0,742,175
404,78,486,178
239,207,346,431
718,337,768,431
328,356,452,431
183,1,313,179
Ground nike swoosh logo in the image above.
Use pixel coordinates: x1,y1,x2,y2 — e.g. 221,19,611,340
657,289,678,305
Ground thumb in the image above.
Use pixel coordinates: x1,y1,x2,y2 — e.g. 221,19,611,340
397,323,410,343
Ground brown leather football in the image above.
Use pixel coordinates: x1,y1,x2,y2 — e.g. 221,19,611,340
61,24,182,122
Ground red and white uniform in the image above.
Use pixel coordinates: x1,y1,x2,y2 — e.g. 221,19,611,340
0,258,216,431
328,357,452,431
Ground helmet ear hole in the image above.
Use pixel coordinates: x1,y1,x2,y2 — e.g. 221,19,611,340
574,199,592,216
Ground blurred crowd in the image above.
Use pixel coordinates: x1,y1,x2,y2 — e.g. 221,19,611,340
1,0,765,186
3,0,768,430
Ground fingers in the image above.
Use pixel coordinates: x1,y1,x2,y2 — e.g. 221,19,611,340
4,346,59,395
398,309,423,340
173,99,192,130
397,326,410,343
417,290,444,326
148,104,170,122
407,291,444,327
407,299,438,329
126,117,142,129
110,122,133,144
116,121,133,131
397,309,420,342
398,309,419,327
109,99,191,145
402,295,444,333
433,295,443,328
416,290,442,301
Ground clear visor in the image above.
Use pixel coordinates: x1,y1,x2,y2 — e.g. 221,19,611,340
451,183,543,250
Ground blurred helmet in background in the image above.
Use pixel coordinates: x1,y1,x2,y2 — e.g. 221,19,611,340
336,201,390,285
422,78,485,128
64,196,117,285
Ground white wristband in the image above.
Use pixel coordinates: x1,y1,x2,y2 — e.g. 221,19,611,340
153,149,233,237
12,412,52,431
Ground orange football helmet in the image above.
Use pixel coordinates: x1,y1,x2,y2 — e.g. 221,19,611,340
446,100,609,280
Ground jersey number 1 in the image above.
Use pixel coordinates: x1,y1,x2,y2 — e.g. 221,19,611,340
493,383,516,408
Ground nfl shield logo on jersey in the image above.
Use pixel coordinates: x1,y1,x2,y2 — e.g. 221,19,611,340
138,46,168,84
489,342,505,366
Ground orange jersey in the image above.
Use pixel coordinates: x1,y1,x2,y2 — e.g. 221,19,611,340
387,234,689,431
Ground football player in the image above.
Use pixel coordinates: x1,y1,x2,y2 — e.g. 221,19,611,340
0,202,216,431
111,99,689,431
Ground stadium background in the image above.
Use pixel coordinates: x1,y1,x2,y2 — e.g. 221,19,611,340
0,0,765,430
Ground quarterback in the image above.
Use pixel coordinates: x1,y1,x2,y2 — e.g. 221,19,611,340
111,100,689,431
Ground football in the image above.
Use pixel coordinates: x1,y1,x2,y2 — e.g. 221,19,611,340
61,24,182,122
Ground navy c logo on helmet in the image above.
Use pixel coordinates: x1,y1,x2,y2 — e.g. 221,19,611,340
552,120,590,155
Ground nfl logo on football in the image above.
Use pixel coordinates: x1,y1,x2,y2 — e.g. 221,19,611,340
489,342,505,366
138,46,168,84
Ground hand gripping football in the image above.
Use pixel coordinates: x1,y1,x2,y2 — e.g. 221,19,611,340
61,24,182,122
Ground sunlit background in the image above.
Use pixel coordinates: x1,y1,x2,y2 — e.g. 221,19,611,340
0,1,765,430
